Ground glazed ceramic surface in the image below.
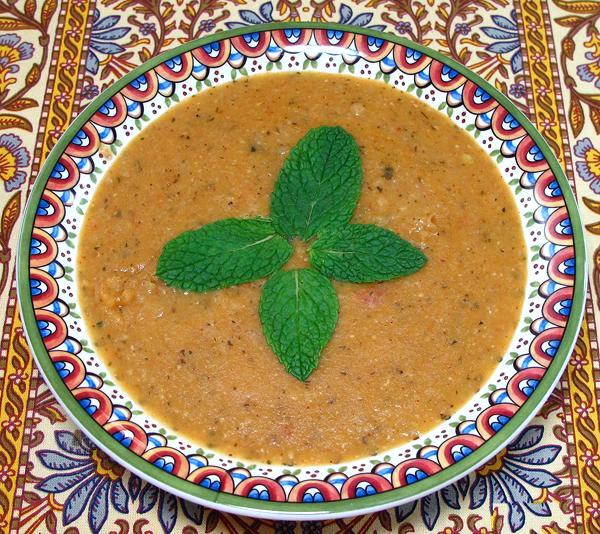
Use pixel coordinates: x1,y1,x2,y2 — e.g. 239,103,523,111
17,23,586,520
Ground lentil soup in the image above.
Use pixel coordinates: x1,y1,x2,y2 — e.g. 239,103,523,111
78,72,527,465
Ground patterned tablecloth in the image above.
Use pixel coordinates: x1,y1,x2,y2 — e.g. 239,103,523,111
0,0,599,532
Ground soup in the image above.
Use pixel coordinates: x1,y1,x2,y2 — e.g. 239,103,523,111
78,73,526,465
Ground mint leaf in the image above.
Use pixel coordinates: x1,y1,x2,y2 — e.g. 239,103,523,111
157,218,292,291
270,126,362,240
259,268,338,381
309,224,427,282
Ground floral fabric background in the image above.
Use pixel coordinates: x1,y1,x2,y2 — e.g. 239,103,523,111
0,0,599,532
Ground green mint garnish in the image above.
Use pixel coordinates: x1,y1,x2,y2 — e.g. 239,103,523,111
157,218,292,291
157,126,426,380
259,269,338,381
270,126,362,240
309,224,427,282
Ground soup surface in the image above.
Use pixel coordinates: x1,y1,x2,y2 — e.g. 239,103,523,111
78,72,526,465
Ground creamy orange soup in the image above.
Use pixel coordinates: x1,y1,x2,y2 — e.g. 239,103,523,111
78,73,526,465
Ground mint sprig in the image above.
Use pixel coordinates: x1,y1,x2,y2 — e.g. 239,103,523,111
157,127,427,380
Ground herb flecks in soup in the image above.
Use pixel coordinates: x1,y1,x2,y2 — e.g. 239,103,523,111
78,73,527,465
157,126,427,380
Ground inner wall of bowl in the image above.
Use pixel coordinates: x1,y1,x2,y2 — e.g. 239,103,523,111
63,45,539,474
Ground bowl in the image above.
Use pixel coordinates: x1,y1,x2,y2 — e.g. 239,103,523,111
17,22,586,520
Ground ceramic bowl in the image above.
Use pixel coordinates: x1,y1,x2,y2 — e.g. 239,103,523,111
17,22,586,520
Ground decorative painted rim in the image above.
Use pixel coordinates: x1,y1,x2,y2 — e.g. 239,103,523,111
17,22,587,520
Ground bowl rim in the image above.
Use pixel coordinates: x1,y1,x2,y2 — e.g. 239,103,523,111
17,21,587,520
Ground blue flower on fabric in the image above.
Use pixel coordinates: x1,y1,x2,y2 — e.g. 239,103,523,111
336,4,385,31
0,33,34,69
395,476,470,530
35,430,128,533
481,10,523,73
509,83,526,98
395,21,412,34
226,2,275,29
0,33,34,97
35,431,205,533
394,425,561,532
0,133,31,192
140,22,157,36
198,19,216,33
469,425,561,532
576,31,600,89
86,9,131,75
455,23,471,35
576,61,600,88
226,2,385,31
574,137,600,194
81,84,100,100
128,474,205,533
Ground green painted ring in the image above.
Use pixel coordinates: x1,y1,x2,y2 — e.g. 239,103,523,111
17,22,587,519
